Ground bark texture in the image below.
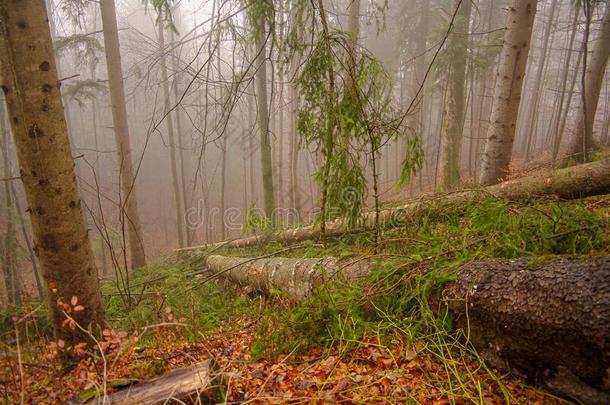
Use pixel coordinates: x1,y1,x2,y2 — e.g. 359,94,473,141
178,157,610,251
0,0,105,336
479,0,537,186
194,255,370,302
100,0,147,268
568,3,610,162
441,256,610,405
82,360,218,404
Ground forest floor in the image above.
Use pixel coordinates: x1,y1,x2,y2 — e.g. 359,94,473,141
1,194,609,404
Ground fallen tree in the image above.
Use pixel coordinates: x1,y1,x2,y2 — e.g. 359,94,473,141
196,255,370,301
80,360,219,404
191,253,610,404
177,157,610,252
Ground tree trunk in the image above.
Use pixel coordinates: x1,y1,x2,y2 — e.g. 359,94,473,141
568,3,610,162
0,99,20,305
441,256,610,405
194,255,370,302
91,98,108,276
550,3,580,159
437,0,471,191
158,21,185,248
521,0,558,161
169,27,191,247
479,0,538,186
254,15,276,225
0,0,105,339
178,157,610,251
189,253,610,404
100,0,147,268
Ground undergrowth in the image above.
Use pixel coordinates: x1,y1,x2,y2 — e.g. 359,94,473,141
240,196,608,401
1,195,606,403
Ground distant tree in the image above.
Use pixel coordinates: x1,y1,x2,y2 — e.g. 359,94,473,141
479,0,538,186
100,0,147,268
248,1,277,226
0,0,105,340
157,15,186,248
568,2,610,162
437,0,472,191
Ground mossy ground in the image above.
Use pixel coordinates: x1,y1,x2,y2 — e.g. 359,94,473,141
1,195,607,403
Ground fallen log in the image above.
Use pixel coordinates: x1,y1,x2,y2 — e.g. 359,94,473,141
201,255,370,301
440,256,610,405
195,253,610,404
80,360,219,404
177,157,610,252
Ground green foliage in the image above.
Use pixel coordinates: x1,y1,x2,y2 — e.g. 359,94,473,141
296,28,423,228
248,196,609,356
103,260,252,338
243,202,271,234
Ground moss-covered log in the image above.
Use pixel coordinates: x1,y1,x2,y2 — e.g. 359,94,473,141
194,253,609,403
177,157,610,252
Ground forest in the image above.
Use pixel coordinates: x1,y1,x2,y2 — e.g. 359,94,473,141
0,0,609,403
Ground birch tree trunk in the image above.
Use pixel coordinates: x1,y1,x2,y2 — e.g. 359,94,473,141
437,0,471,191
568,3,610,162
479,0,538,186
100,0,147,268
0,0,105,338
158,20,185,248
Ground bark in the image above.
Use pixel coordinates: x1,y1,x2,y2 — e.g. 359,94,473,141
0,99,20,305
186,253,610,403
0,0,105,337
81,360,218,405
100,0,147,269
437,0,471,191
254,15,276,225
441,256,610,404
288,62,301,219
158,20,185,248
479,0,538,186
568,3,610,162
194,255,370,302
177,157,610,252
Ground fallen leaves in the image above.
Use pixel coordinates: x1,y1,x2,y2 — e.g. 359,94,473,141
0,316,569,404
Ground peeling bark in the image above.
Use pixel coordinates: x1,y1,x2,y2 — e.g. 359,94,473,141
196,255,370,302
177,157,610,252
